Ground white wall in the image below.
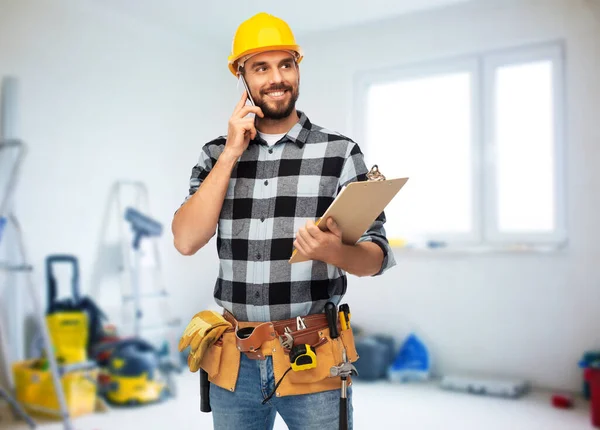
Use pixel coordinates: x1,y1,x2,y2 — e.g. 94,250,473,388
0,0,235,368
2,0,599,394
297,0,600,391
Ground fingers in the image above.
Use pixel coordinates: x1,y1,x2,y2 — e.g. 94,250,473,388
190,331,205,352
186,325,230,373
305,220,323,238
234,92,264,119
297,224,319,248
326,217,342,238
239,117,257,140
295,232,308,252
238,105,264,119
294,236,308,256
179,317,203,351
233,90,249,115
188,353,201,373
178,335,191,352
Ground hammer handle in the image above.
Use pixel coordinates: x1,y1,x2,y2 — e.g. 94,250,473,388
200,369,211,412
339,395,348,430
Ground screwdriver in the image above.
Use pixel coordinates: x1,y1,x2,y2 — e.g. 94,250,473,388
339,304,351,331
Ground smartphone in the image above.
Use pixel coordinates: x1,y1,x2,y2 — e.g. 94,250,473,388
238,75,255,105
237,75,255,120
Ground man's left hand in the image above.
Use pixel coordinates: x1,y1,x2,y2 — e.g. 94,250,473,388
294,217,343,263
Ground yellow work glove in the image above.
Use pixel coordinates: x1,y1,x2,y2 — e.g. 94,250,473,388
187,324,230,372
178,310,232,372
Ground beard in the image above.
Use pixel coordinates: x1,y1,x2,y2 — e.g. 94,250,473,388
253,83,300,120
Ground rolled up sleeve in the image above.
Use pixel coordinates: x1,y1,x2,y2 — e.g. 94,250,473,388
180,143,216,208
338,142,397,276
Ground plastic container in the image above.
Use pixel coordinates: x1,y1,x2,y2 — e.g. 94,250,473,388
45,255,89,365
46,312,89,364
388,333,430,383
13,359,98,418
580,351,600,400
585,367,600,428
580,353,600,428
354,337,392,381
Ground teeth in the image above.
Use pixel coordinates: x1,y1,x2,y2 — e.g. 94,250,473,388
267,91,285,97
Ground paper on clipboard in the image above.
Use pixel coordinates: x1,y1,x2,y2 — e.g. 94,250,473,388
289,168,409,264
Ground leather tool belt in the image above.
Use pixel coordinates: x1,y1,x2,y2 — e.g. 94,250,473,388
225,311,332,360
199,309,359,398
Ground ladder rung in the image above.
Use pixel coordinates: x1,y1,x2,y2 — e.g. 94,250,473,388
59,361,98,374
0,262,33,272
141,320,181,331
122,291,169,301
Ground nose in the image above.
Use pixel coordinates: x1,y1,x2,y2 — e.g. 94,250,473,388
268,68,284,85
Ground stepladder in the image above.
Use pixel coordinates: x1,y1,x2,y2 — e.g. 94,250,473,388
0,139,74,430
89,180,181,369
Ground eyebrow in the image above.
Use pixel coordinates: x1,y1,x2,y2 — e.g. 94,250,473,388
250,58,294,69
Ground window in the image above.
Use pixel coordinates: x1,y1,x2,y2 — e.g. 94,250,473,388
355,43,566,249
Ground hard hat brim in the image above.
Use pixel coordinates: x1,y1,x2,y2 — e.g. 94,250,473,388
228,45,303,76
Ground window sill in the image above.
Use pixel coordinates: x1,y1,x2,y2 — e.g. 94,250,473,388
390,242,568,256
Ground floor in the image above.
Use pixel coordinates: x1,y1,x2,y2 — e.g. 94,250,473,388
0,373,593,430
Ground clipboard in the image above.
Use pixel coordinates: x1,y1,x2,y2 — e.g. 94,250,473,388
289,165,409,264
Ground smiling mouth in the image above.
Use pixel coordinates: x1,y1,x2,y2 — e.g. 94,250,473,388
263,90,288,100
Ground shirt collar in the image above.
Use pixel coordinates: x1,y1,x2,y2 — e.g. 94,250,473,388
285,110,311,148
251,110,311,149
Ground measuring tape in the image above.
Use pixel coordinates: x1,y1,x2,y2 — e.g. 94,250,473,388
289,344,317,371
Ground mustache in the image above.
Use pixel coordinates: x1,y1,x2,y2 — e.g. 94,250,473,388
260,84,293,95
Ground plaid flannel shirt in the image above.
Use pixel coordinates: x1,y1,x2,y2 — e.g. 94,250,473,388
183,111,396,322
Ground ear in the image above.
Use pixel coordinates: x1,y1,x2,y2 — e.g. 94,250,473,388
236,64,244,78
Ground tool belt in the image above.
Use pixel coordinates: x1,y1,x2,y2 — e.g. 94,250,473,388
197,310,359,398
228,311,332,360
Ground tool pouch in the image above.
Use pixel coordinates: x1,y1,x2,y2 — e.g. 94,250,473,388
198,316,359,397
235,322,277,360
198,329,240,393
272,326,359,397
196,317,277,392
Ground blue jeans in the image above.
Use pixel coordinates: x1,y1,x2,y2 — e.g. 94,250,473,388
209,353,353,430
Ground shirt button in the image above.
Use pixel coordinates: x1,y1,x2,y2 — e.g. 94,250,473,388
256,254,262,260
255,291,260,298
268,149,273,154
264,180,269,186
260,217,265,222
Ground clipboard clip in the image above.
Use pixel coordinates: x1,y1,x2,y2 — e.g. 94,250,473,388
366,165,386,182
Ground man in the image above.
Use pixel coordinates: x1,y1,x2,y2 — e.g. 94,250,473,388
172,12,396,430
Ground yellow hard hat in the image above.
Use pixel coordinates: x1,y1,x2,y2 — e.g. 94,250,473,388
228,12,303,76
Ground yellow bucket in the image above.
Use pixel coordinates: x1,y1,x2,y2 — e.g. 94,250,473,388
12,359,98,418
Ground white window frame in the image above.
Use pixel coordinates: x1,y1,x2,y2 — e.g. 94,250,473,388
482,43,567,246
353,41,567,250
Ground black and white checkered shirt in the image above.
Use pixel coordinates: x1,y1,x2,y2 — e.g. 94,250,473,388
183,111,396,322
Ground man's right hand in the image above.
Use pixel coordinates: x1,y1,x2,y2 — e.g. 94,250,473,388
224,91,264,160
